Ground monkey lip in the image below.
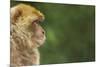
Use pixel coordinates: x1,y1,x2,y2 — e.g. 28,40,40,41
35,35,46,45
36,38,46,46
36,35,45,40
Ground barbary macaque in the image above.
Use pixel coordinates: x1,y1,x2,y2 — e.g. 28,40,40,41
10,4,46,66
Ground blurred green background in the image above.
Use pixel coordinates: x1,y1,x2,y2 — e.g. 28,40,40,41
11,1,95,65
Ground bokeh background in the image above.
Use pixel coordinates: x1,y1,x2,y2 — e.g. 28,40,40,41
11,1,95,65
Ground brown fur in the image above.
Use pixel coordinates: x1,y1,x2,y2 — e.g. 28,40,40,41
10,4,46,66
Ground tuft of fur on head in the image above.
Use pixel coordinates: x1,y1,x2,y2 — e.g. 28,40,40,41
10,4,46,66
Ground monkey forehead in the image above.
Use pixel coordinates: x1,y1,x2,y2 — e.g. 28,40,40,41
13,4,45,20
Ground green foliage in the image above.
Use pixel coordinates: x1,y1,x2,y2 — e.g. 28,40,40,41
11,1,95,64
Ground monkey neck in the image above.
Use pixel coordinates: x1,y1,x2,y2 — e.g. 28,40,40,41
11,24,40,65
11,23,38,49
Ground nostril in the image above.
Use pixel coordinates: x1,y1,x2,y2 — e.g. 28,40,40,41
42,31,45,34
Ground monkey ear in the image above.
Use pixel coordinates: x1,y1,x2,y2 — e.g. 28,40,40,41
11,7,22,24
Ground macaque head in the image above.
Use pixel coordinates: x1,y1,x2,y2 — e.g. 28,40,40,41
11,4,46,47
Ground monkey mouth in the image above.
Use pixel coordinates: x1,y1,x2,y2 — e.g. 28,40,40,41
35,36,46,46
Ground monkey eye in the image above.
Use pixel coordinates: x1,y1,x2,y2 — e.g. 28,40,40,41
32,19,41,24
34,19,40,23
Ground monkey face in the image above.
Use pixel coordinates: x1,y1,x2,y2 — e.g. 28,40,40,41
11,4,46,47
32,23,46,46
